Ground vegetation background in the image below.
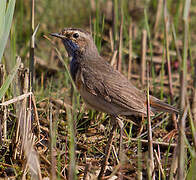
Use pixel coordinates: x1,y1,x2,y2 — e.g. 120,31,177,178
0,0,196,179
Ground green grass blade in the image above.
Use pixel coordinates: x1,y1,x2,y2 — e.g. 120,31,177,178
0,57,21,100
0,0,6,38
0,0,16,62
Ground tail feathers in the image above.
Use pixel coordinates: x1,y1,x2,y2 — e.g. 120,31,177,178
150,97,179,114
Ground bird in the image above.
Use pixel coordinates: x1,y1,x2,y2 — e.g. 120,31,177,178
50,28,178,178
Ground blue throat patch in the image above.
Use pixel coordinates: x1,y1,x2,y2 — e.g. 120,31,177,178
70,57,79,82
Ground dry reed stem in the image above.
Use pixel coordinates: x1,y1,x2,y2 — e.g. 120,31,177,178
177,105,188,180
112,145,119,164
163,0,178,129
117,116,124,180
0,92,32,106
146,63,155,180
110,50,118,67
49,105,57,180
10,58,42,179
128,22,132,80
19,96,42,179
154,0,163,39
32,94,40,139
127,138,177,148
29,0,35,92
109,28,114,52
118,15,123,73
154,149,165,179
141,29,147,87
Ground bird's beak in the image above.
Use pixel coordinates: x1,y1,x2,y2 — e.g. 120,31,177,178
50,33,65,39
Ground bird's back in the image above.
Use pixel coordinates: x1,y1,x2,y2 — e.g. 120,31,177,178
76,56,153,116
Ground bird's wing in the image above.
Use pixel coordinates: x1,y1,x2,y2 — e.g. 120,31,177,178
80,58,148,115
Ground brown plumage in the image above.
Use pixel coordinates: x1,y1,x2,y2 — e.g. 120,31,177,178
51,28,178,117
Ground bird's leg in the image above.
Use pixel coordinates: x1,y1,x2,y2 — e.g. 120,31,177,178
98,115,117,179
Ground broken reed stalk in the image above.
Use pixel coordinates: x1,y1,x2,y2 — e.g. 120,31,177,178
5,63,42,179
146,63,155,180
128,22,132,80
141,29,147,87
163,0,177,129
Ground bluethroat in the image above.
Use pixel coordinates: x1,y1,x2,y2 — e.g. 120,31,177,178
51,28,178,178
51,28,178,116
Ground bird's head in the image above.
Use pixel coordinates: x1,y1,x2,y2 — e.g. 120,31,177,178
51,28,99,58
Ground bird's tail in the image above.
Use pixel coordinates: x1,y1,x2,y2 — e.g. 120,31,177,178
150,96,179,114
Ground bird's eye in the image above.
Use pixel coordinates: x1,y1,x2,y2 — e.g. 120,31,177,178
73,33,79,39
